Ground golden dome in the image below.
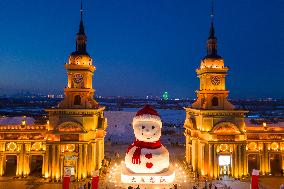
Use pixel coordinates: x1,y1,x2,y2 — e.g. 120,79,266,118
200,57,224,69
69,54,93,65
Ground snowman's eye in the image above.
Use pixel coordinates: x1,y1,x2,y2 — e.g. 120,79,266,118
152,126,155,129
142,126,145,129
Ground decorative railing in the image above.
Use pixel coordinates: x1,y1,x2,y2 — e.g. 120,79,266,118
0,124,46,131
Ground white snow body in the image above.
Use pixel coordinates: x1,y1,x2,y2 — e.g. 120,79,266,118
125,144,169,174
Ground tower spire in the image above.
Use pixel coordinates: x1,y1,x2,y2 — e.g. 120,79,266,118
81,0,83,19
209,0,215,39
78,0,85,35
205,0,220,58
211,0,214,23
74,0,87,54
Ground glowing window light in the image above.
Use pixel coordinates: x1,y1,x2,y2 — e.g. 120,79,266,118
218,155,231,166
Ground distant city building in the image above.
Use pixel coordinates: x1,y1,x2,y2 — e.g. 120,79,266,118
56,94,64,99
162,91,169,100
47,94,55,99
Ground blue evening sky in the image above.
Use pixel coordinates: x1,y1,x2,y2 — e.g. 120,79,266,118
0,0,283,98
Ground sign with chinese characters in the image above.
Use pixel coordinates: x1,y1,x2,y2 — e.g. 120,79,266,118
121,167,175,184
121,174,175,184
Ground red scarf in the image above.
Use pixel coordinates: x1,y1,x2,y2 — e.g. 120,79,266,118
127,139,162,165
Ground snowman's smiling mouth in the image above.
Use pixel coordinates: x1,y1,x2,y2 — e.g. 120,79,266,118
142,130,159,140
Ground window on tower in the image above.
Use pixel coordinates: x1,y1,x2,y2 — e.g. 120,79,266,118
212,97,219,106
74,95,81,105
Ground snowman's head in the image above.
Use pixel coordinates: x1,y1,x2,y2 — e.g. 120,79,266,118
133,105,162,142
133,120,162,142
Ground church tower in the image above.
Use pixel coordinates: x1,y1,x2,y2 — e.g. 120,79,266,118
58,2,98,109
184,2,248,179
44,2,107,181
192,15,234,110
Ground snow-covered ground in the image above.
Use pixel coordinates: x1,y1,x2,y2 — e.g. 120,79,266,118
104,111,136,143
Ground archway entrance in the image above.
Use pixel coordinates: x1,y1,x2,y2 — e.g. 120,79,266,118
5,155,17,176
248,154,260,175
270,154,282,176
218,155,231,175
30,155,43,177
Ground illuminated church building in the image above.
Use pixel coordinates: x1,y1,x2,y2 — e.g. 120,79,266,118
184,13,284,178
0,6,107,180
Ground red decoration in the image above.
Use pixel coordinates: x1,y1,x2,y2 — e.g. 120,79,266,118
251,169,259,189
92,176,99,189
146,162,153,169
127,139,161,165
252,175,259,189
145,153,152,159
136,105,160,117
63,176,70,189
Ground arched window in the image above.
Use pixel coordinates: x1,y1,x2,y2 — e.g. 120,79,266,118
74,95,81,105
212,97,219,106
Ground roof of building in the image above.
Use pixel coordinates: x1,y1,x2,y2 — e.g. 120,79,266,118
245,118,284,127
0,116,35,125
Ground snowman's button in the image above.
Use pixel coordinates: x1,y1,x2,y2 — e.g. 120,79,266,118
145,153,152,159
146,162,153,169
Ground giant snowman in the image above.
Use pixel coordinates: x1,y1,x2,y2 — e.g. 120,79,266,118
121,105,175,184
